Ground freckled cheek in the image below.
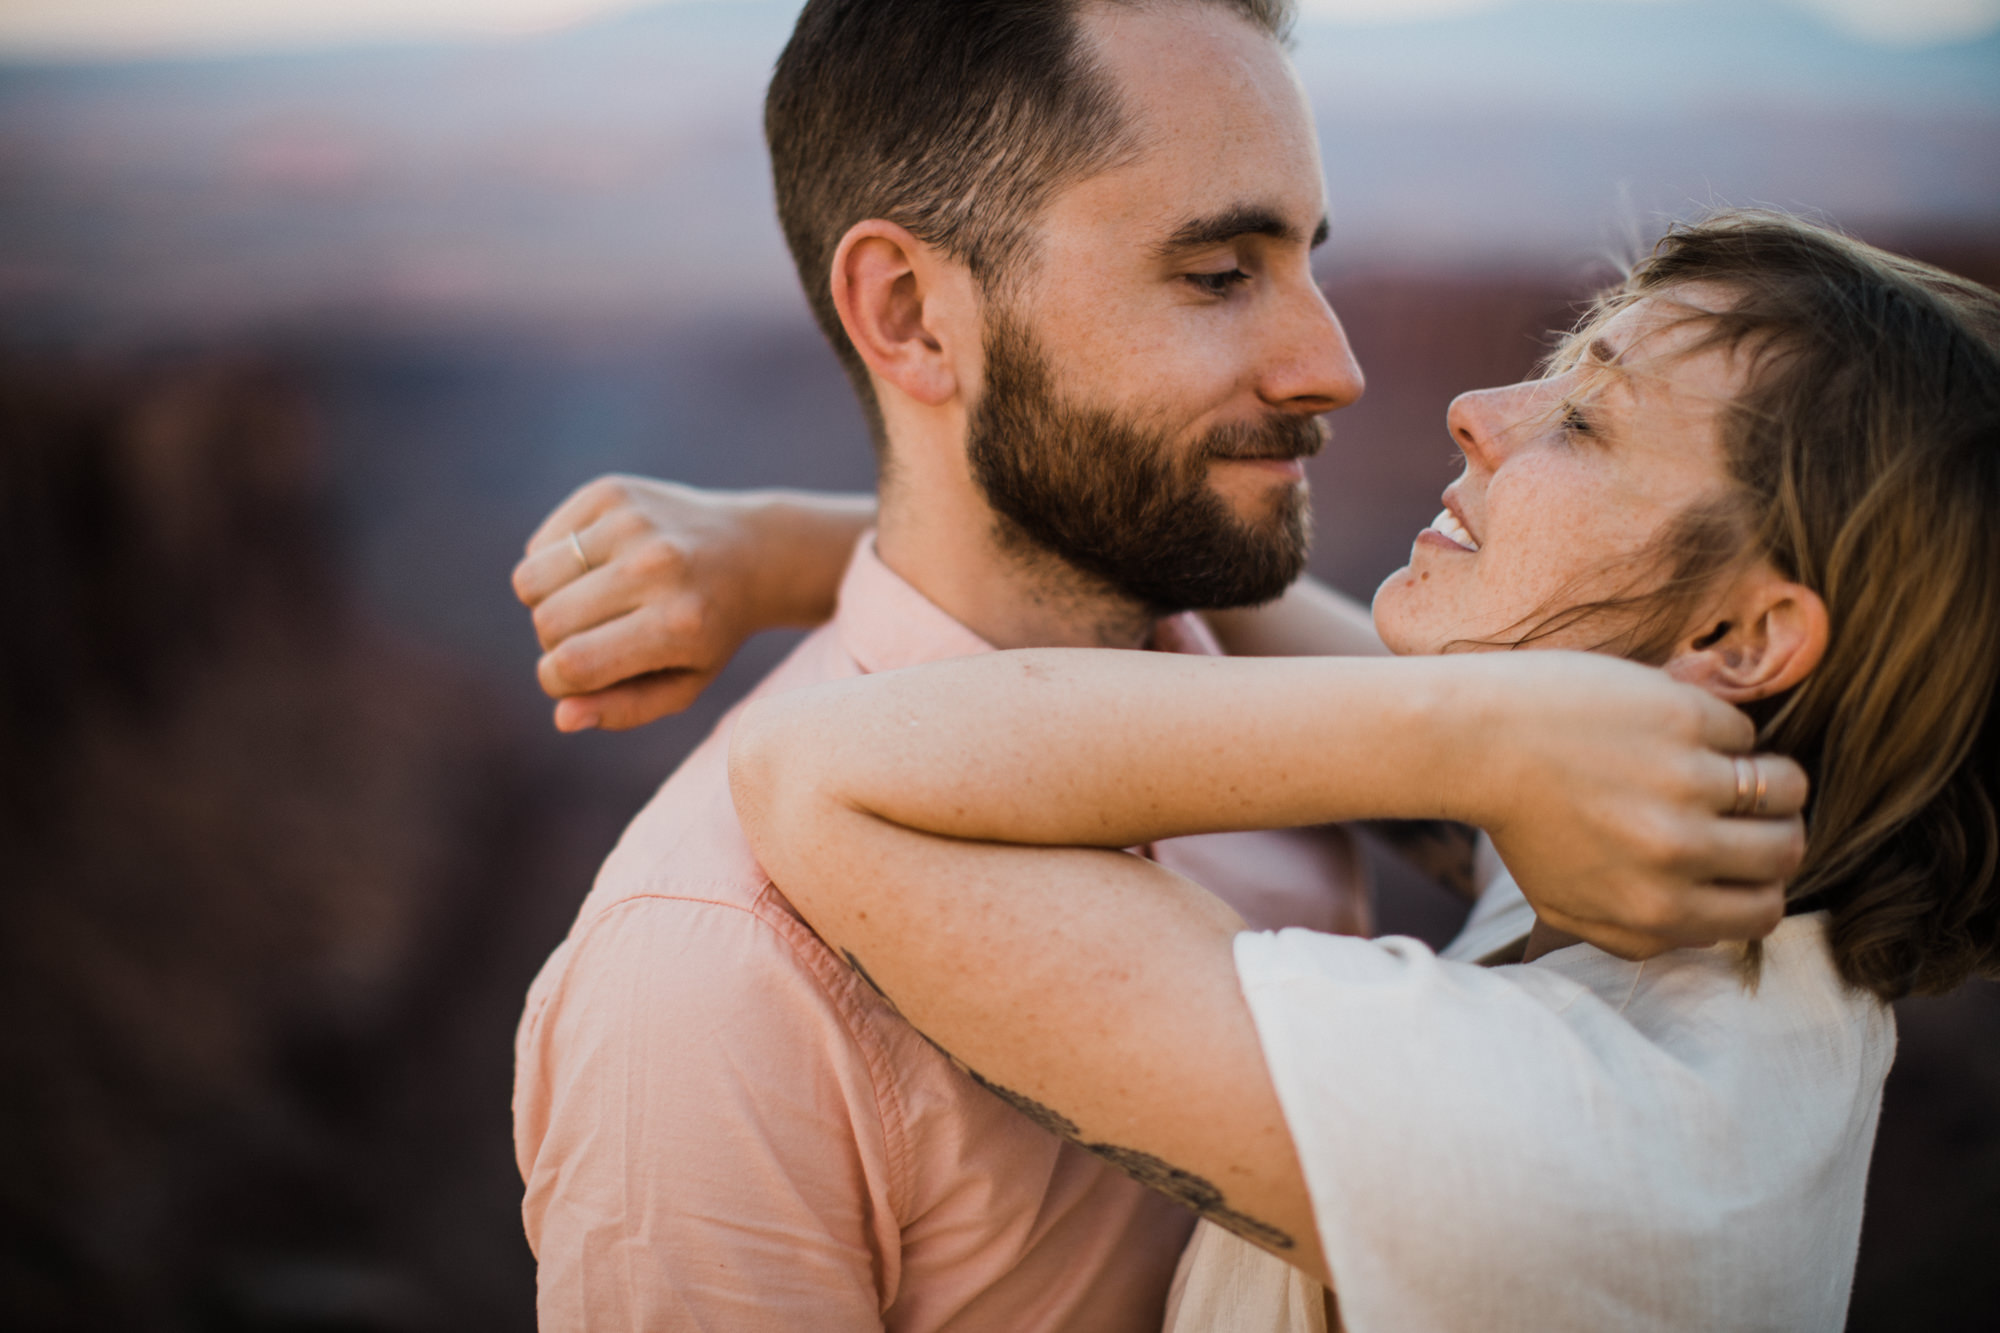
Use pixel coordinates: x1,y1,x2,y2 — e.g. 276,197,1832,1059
1477,471,1628,611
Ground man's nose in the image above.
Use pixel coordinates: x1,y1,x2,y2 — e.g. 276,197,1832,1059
1258,282,1365,415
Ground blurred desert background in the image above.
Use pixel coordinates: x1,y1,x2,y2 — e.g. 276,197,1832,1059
2,1,1995,1328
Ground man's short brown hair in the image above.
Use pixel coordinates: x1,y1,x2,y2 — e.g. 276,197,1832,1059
765,0,1296,444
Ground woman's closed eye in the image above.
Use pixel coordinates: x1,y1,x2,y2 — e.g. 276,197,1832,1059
1560,400,1596,438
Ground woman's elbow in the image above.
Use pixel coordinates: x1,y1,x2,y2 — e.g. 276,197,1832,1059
732,681,883,878
728,693,803,843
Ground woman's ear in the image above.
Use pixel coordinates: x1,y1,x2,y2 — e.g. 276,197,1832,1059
1664,564,1829,704
828,220,966,409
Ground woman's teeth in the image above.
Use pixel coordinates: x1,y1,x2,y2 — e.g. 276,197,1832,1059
1431,509,1480,551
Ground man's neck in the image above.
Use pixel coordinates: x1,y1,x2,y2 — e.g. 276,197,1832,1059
874,492,1158,650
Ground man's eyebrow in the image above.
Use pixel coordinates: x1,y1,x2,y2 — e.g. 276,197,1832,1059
1152,205,1325,257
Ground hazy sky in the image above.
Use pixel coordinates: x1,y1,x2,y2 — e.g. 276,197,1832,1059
2,0,1996,58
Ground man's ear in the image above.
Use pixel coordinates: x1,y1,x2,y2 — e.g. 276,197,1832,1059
828,220,968,409
1664,563,1829,704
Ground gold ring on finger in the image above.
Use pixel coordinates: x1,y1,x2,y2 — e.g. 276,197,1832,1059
1731,756,1756,817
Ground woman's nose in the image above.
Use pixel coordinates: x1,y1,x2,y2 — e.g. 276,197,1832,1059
1445,383,1524,469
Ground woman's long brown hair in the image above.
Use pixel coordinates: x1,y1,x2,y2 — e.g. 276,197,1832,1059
1555,212,2000,1001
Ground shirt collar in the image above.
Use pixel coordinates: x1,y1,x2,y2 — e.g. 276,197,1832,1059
833,533,1224,673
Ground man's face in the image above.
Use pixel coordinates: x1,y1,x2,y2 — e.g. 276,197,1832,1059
966,1,1364,612
969,306,1326,610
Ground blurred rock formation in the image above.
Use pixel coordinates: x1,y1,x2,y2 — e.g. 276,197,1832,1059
0,357,555,1330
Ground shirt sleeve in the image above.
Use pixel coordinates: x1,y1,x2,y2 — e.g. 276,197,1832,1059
1231,926,1883,1333
515,894,900,1332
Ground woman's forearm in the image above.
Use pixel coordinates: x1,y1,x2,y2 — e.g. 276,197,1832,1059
732,647,1811,956
739,650,1475,848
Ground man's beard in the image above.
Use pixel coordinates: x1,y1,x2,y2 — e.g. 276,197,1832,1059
965,311,1324,614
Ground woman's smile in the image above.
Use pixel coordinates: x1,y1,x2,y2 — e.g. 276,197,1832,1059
1421,504,1480,552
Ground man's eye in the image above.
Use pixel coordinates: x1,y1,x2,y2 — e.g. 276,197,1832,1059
1186,269,1250,296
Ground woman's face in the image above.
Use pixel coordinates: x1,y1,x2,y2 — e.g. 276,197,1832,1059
1372,287,1746,657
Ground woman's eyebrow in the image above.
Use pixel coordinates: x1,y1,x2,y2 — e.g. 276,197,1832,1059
1586,336,1623,365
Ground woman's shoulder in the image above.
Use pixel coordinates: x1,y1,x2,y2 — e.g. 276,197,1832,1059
1443,870,1891,1052
1240,885,1894,1101
1233,889,1896,1333
1539,909,1881,1013
1519,909,1897,1107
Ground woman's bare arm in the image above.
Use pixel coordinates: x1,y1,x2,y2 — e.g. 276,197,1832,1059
733,649,1806,913
752,812,1325,1277
1207,583,1496,898
728,648,1808,1280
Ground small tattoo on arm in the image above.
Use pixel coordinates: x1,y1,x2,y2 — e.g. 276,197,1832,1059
841,950,1297,1252
1360,819,1480,900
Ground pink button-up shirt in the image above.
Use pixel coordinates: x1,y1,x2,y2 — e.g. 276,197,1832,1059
514,538,1364,1331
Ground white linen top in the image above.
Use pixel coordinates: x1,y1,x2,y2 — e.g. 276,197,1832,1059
1162,873,1895,1333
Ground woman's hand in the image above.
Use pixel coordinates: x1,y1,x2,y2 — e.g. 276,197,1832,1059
1454,651,1810,958
511,477,875,731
